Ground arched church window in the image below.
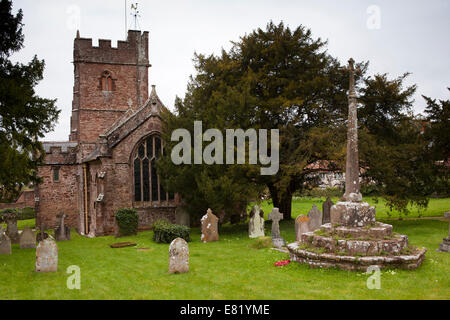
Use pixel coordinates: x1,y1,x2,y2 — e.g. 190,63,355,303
101,71,113,91
133,135,175,203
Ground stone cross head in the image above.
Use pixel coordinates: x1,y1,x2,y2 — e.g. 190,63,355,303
268,208,283,223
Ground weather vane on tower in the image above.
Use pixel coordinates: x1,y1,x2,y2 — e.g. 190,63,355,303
130,2,141,30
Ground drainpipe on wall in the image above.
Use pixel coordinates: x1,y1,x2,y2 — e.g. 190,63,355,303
83,163,88,235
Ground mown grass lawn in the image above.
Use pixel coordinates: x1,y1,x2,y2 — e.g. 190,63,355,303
1,201,449,300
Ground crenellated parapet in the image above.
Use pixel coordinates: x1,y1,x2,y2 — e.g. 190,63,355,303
74,30,150,66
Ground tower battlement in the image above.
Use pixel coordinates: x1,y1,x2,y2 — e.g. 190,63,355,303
70,29,150,143
74,30,150,66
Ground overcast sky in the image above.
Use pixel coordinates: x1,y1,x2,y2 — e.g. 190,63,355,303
10,0,450,142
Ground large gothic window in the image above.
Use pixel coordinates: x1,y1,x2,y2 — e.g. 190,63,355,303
133,135,174,203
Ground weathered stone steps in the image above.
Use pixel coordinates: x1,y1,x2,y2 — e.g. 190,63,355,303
287,242,427,271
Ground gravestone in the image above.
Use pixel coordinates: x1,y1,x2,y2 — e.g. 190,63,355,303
0,227,11,255
35,236,58,272
5,214,19,244
307,204,322,231
54,213,71,241
248,205,265,238
20,226,36,249
268,208,286,248
168,237,189,274
175,206,190,227
438,211,450,252
36,225,49,243
295,215,310,242
322,197,334,224
201,209,219,243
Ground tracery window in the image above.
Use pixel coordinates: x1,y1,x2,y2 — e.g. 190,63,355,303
133,135,174,203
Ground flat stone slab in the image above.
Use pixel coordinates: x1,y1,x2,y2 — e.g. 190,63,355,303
110,242,137,248
287,242,427,271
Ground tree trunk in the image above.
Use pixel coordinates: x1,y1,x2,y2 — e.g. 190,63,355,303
267,183,293,220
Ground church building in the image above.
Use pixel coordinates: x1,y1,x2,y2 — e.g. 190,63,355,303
35,30,180,237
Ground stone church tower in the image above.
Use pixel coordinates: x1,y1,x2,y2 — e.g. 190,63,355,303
35,30,180,237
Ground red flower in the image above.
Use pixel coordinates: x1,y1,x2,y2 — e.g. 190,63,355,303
274,259,290,267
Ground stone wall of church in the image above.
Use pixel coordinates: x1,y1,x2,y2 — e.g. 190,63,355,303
36,164,79,230
92,115,177,236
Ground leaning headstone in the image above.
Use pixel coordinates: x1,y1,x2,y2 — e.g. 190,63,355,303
248,205,265,238
438,211,450,252
168,237,189,274
5,214,19,244
0,227,11,255
295,215,310,242
54,213,71,241
322,197,334,224
307,204,322,231
35,236,58,272
20,226,36,249
175,206,190,227
201,209,219,243
268,208,286,248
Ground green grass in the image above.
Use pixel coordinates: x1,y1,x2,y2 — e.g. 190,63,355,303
1,214,449,300
256,197,450,220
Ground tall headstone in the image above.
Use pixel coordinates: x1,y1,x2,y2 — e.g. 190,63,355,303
438,211,450,252
0,227,11,255
268,208,286,248
175,206,190,227
35,236,58,272
295,215,310,241
5,213,19,244
20,226,36,249
248,205,265,238
54,213,71,241
168,237,189,274
322,197,334,224
307,204,322,231
201,209,219,243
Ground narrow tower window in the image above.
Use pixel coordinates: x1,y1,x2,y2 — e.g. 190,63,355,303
101,71,113,92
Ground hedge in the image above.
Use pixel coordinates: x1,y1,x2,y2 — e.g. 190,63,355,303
115,208,139,236
0,207,34,221
152,220,190,243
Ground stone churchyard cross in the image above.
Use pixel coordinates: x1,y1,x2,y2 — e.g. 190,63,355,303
330,58,376,228
343,58,362,203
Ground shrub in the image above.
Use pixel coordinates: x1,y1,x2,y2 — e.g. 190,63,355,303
20,207,35,220
152,219,190,243
114,208,139,236
0,208,19,222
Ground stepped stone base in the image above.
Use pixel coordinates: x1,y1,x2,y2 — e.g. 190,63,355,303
288,242,427,271
288,211,427,271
